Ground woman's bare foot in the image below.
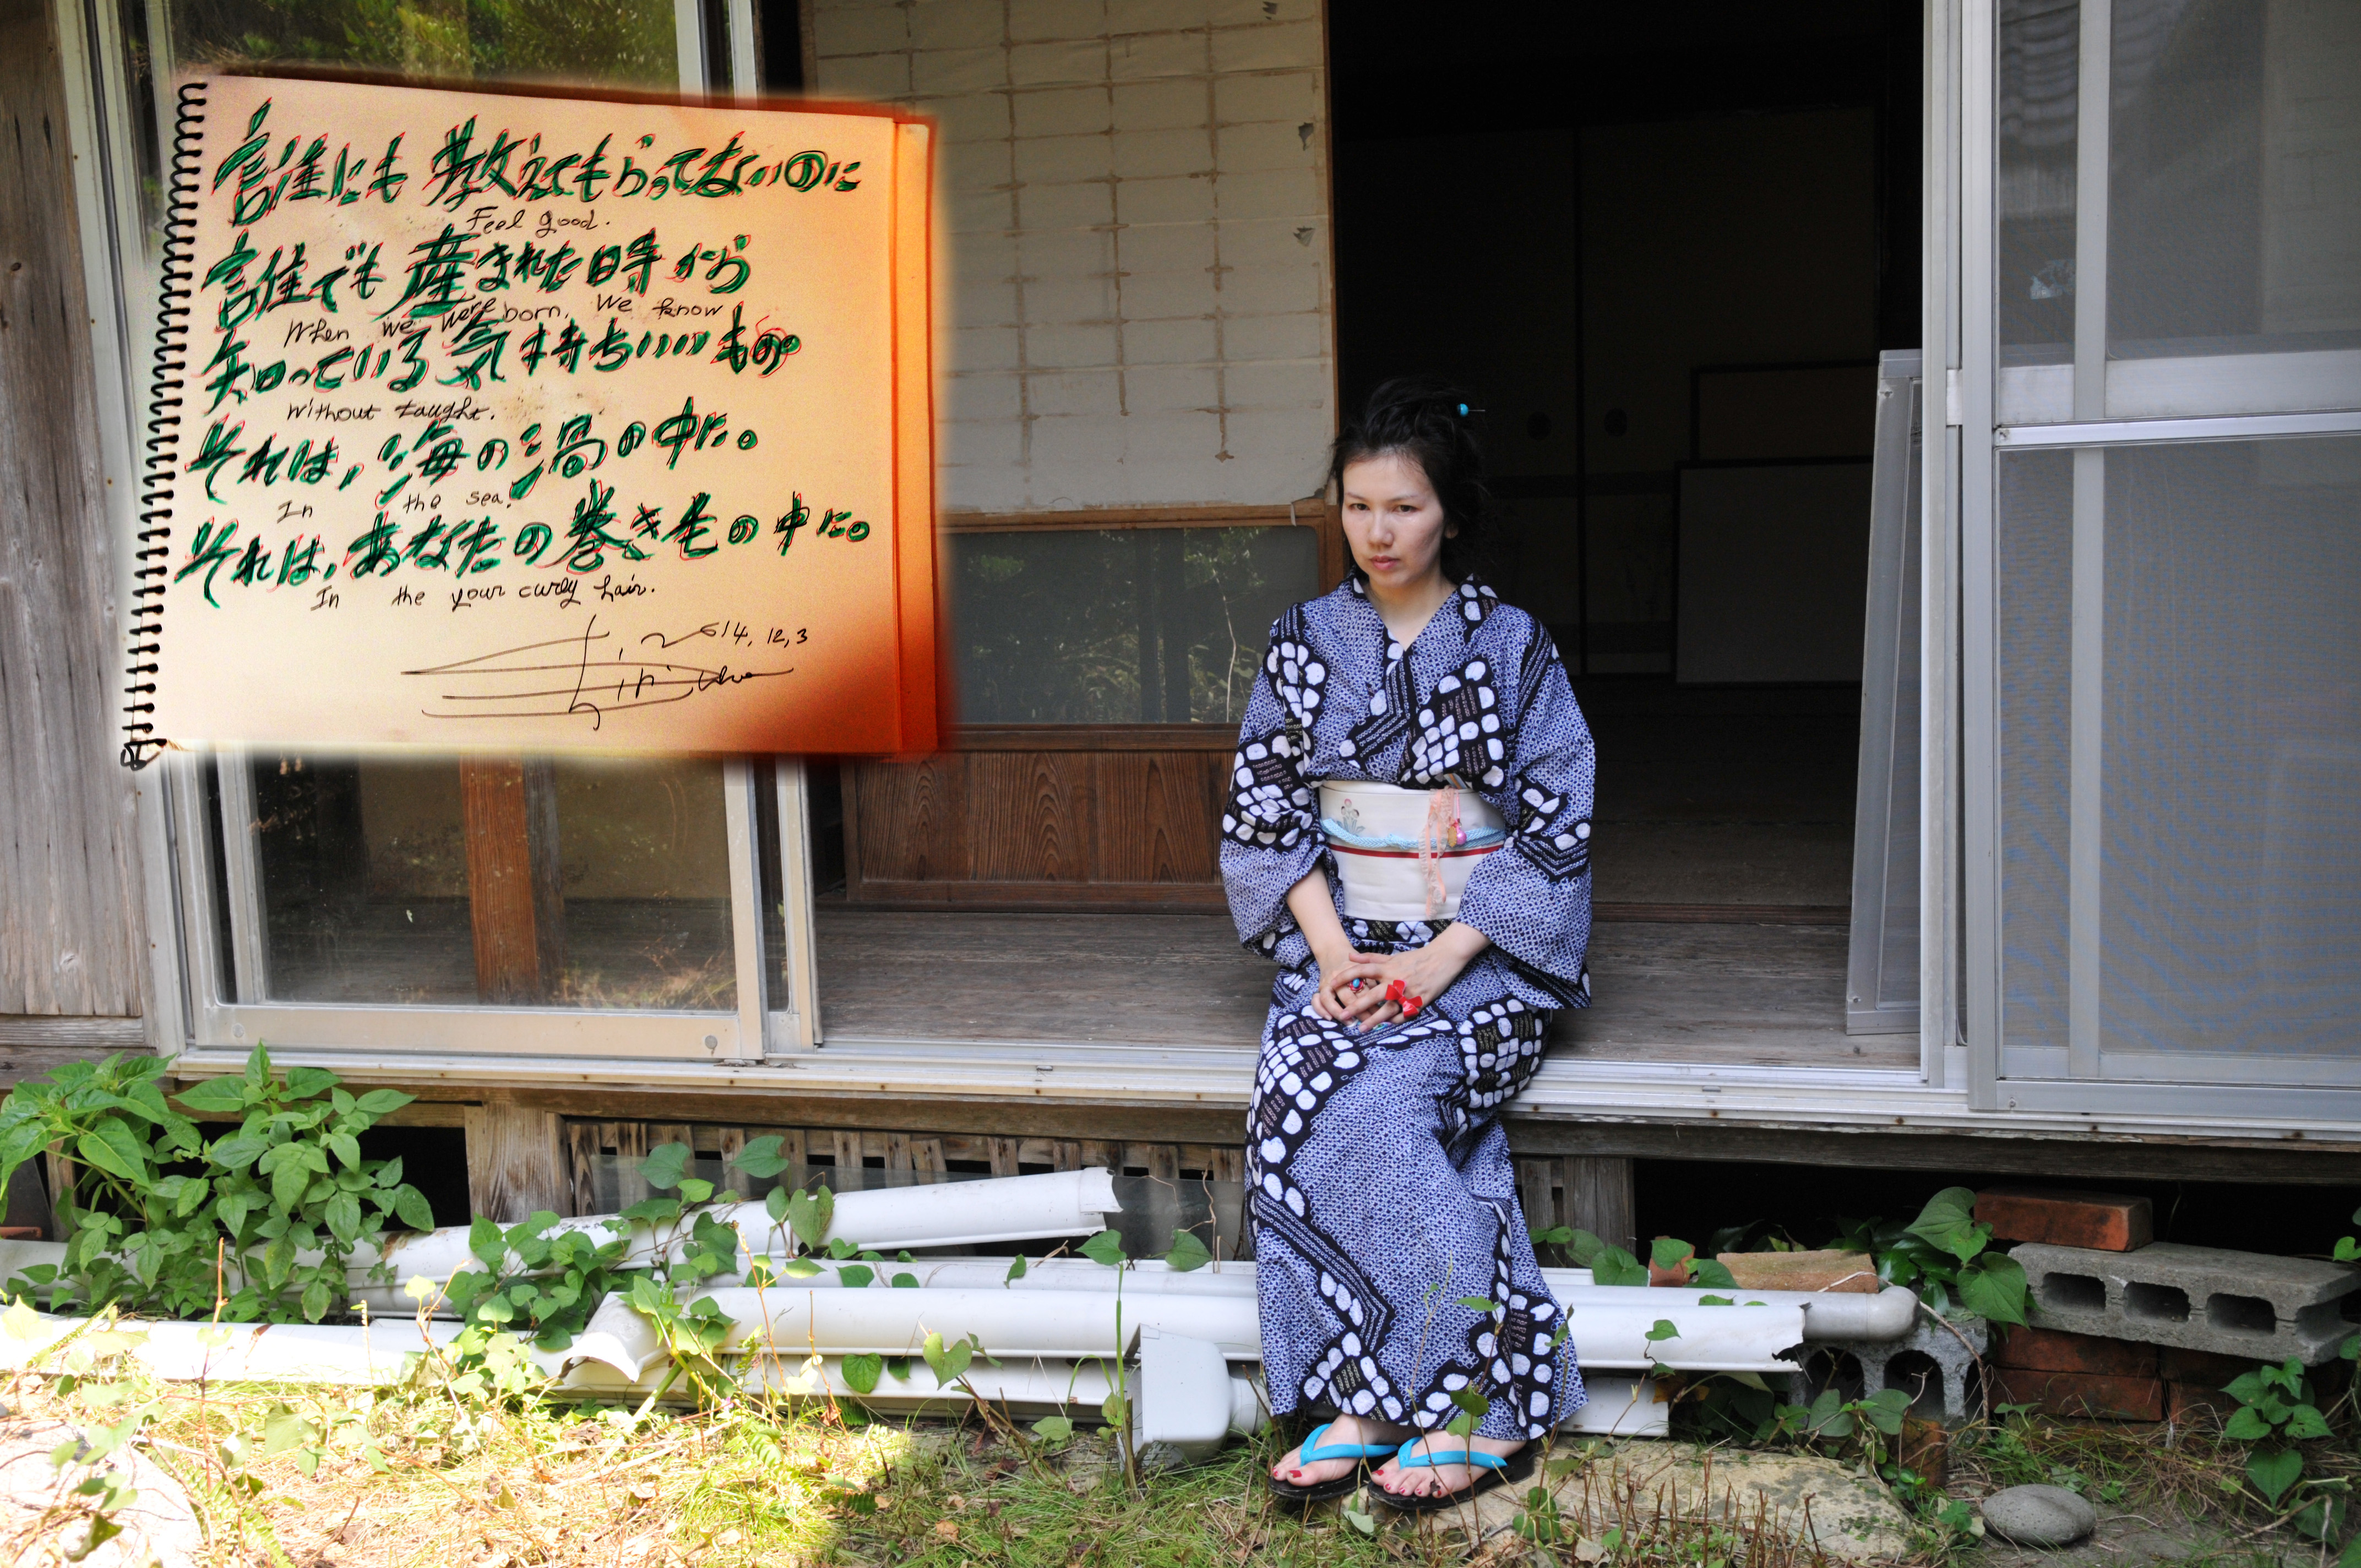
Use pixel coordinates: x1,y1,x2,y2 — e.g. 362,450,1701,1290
1372,1432,1526,1500
1270,1414,1414,1490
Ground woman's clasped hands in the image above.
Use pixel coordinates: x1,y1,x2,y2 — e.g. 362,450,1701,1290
1309,922,1491,1032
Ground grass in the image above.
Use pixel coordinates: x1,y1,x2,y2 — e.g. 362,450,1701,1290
8,1334,2358,1567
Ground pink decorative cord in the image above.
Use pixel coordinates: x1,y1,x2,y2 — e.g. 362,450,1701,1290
1419,788,1464,918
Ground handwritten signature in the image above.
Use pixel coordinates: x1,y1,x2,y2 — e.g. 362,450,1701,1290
402,614,791,727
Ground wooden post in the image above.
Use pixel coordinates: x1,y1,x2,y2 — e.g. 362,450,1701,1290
463,1096,566,1222
459,758,565,1004
1562,1156,1637,1252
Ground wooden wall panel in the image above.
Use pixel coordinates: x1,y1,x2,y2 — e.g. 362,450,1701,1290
850,753,969,882
1094,752,1222,883
0,0,143,1019
963,753,1091,882
846,744,1230,909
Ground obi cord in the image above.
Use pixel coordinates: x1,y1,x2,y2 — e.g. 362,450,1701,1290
1221,577,1598,1441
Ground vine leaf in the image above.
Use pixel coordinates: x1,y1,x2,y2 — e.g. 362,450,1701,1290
1163,1231,1212,1273
841,1352,883,1395
2248,1447,2303,1507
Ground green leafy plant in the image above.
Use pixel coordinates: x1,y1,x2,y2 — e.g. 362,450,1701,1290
2221,1357,2336,1528
0,1047,434,1322
1830,1187,2028,1324
1532,1224,1647,1286
1648,1237,1739,1290
437,1212,630,1348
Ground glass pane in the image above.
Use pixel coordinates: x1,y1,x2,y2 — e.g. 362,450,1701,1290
116,0,683,261
249,753,736,1009
1995,449,2074,1057
951,526,1320,725
2109,0,2361,360
1999,0,2081,360
2100,437,2361,1057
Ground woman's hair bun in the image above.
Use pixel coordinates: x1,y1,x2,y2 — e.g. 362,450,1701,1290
1327,376,1494,583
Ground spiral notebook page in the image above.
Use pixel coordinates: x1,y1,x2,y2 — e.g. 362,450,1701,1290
128,73,934,760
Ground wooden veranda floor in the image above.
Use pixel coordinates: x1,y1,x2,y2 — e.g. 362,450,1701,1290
812,909,1910,1070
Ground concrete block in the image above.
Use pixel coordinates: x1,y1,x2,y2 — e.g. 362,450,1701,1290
1977,1188,2155,1252
1112,78,1208,132
1209,166,1319,221
1117,173,1217,225
814,53,913,101
1109,29,1207,80
1020,275,1118,328
1213,260,1319,315
938,414,1026,469
1993,1325,2157,1377
1209,17,1320,71
1025,368,1124,416
912,47,1012,96
1716,1251,1880,1294
1109,0,1208,35
1214,215,1323,269
1117,221,1216,275
1022,322,1120,369
1212,69,1319,126
945,187,1018,237
1114,127,1215,179
1114,269,1215,319
2014,1240,2361,1365
911,91,1014,143
1018,227,1116,279
1120,362,1218,413
950,232,1022,281
941,371,1025,423
1217,357,1328,412
1017,179,1116,231
1991,1368,2166,1422
940,138,1017,195
910,3,1007,52
1010,0,1108,43
1218,311,1326,361
950,279,1019,330
1120,317,1217,366
813,4,910,58
1216,119,1318,173
946,325,1023,373
1210,0,1314,21
1013,85,1114,138
1015,133,1114,186
1010,38,1108,86
1796,1313,1987,1424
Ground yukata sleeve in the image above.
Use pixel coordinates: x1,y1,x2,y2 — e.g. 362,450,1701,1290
1217,610,1326,953
1454,628,1596,999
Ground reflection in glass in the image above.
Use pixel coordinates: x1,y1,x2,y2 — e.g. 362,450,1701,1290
115,0,682,253
1998,0,2080,359
248,753,736,1009
951,526,1321,725
2109,0,2361,358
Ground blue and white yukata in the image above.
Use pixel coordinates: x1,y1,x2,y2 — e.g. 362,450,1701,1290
1221,576,1597,1443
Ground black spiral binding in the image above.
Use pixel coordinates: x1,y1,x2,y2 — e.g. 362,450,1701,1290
122,80,208,770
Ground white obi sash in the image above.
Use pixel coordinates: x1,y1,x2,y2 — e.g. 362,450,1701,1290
1319,781,1506,921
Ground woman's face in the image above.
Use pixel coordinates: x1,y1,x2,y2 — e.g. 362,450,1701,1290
1340,451,1455,594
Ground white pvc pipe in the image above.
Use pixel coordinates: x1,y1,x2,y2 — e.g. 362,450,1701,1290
361,1167,1120,1284
715,1287,1259,1366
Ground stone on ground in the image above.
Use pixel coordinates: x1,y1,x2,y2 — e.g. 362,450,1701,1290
1,1417,202,1568
1981,1483,2100,1547
1421,1441,1915,1564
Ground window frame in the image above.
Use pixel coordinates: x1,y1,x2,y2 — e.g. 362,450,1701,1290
1962,0,2361,1119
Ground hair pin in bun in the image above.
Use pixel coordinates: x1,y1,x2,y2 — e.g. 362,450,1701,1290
1455,402,1484,418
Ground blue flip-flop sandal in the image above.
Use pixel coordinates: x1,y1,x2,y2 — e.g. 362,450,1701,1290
1267,1422,1401,1507
1375,1435,1535,1514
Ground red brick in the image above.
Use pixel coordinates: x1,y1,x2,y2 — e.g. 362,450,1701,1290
2168,1382,2242,1427
2158,1346,2261,1386
1973,1188,2154,1251
1993,1325,2158,1377
1992,1368,2167,1422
